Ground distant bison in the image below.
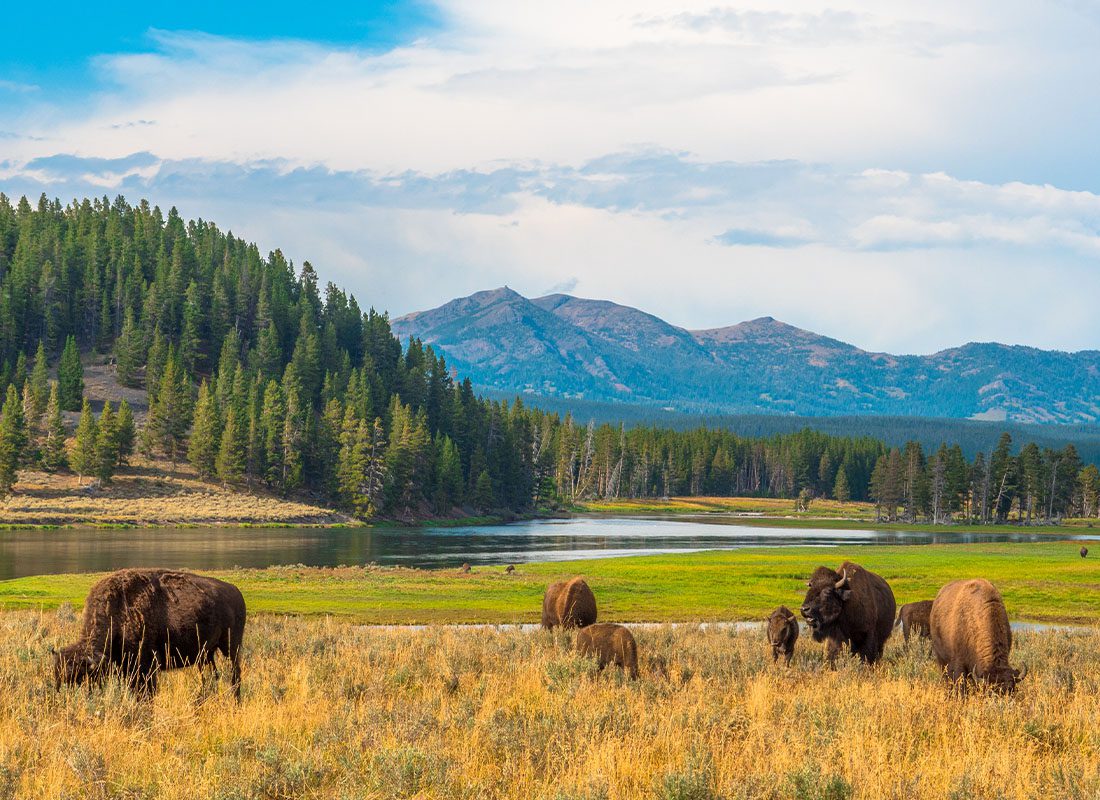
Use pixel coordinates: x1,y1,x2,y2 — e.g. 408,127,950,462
800,561,896,665
53,569,246,700
575,623,638,679
930,578,1025,694
766,606,799,666
505,564,516,574
895,600,934,644
460,563,471,573
1082,547,1089,558
541,577,597,629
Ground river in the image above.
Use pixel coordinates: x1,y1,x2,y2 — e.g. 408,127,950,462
0,516,1094,579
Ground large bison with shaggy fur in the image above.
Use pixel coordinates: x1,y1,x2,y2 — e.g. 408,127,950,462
930,579,1025,694
53,569,246,699
575,623,639,679
895,600,934,644
766,606,799,666
800,561,895,665
541,577,597,629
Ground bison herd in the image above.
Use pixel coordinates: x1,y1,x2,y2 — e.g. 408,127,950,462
51,560,1031,701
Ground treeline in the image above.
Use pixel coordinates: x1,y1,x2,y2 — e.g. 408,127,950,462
0,193,1095,523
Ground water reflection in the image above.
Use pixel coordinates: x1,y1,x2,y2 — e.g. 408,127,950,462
0,517,1093,579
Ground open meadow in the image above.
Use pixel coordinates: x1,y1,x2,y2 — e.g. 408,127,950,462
1,612,1098,799
1,543,1094,623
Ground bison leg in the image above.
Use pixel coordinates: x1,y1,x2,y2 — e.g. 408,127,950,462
824,639,842,668
902,623,910,645
783,647,793,667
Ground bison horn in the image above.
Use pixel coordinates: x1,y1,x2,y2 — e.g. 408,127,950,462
834,568,849,589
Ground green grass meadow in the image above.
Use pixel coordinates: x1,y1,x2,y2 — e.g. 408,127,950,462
0,541,1095,624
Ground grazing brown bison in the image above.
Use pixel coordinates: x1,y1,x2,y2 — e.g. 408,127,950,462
1082,547,1089,558
895,600,934,644
575,623,639,679
800,561,895,666
505,564,516,574
541,577,597,629
930,578,1025,694
460,563,471,573
53,569,246,700
766,606,799,666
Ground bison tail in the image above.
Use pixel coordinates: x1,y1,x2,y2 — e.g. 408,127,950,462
893,614,902,628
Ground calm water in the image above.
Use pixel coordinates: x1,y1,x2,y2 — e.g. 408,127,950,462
0,516,1094,580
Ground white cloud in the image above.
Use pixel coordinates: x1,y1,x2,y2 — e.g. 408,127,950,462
2,1,1100,353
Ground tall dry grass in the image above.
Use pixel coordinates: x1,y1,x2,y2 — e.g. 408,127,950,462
2,610,1097,799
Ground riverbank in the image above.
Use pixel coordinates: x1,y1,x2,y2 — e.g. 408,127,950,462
0,460,532,530
575,495,1100,534
2,542,1094,624
9,615,1099,799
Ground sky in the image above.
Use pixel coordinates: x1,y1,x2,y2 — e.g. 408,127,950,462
2,0,1099,354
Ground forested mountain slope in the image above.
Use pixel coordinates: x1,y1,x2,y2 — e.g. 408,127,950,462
394,289,1100,423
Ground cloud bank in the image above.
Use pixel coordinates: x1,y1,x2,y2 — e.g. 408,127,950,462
2,1,1100,353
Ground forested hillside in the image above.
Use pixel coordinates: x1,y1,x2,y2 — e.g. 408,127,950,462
0,193,1095,523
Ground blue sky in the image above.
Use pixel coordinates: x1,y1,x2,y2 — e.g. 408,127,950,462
2,1,1100,353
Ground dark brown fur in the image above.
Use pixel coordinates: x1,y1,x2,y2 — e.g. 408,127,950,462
53,569,246,700
766,606,799,666
895,600,934,644
575,623,638,679
930,579,1024,694
541,577,597,629
1082,547,1089,558
800,561,896,665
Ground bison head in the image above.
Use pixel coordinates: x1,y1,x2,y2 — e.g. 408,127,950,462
988,664,1027,694
800,567,852,640
52,644,98,690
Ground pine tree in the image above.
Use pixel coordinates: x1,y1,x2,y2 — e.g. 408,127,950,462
473,469,494,512
95,402,120,483
261,381,286,490
0,384,27,495
144,327,169,403
27,340,49,421
70,399,98,484
142,348,193,469
115,400,136,467
57,335,84,411
188,380,221,479
114,310,145,388
833,466,851,503
216,405,247,486
40,381,67,472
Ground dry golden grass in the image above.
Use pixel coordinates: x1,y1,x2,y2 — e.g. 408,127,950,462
0,458,352,527
4,611,1098,799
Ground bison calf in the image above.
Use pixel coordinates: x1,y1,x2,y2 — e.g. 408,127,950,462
930,578,1026,694
766,606,799,666
53,569,246,700
895,600,934,644
575,623,639,679
542,577,597,629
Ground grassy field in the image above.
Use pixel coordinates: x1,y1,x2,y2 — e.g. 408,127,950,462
575,496,1100,533
4,612,1098,799
0,460,353,528
576,496,879,519
2,543,1095,623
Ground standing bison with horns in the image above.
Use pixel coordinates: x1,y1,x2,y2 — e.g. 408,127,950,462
52,569,246,700
800,561,896,665
930,578,1026,694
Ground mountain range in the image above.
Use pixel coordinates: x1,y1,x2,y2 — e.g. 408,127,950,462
391,288,1100,424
